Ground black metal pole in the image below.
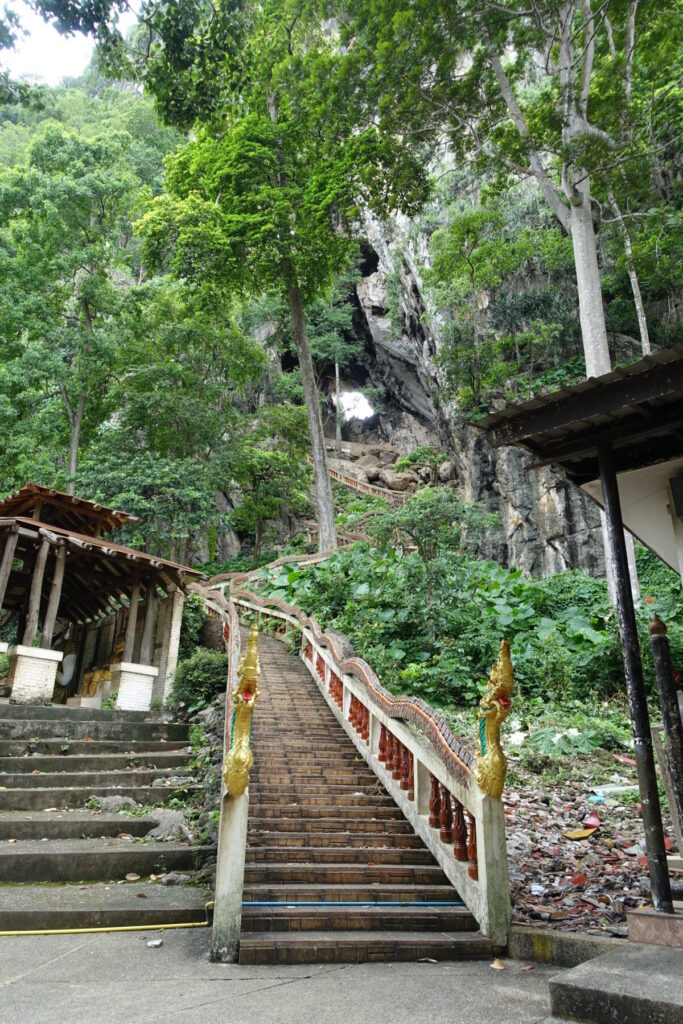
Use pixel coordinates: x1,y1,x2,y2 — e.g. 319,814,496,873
649,614,683,835
598,444,673,913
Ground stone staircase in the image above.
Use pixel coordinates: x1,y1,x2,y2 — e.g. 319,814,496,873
238,633,492,964
0,703,211,931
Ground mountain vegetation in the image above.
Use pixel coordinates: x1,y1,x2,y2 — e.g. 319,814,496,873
0,3,680,717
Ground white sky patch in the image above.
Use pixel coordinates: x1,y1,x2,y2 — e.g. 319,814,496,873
4,2,138,86
337,391,375,422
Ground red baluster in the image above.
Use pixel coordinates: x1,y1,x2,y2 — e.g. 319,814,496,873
305,641,312,662
349,695,357,728
392,740,403,781
439,784,454,843
378,724,388,763
453,799,468,862
386,734,396,773
362,706,370,741
428,774,441,828
467,812,478,880
316,653,325,680
400,745,410,791
407,751,414,801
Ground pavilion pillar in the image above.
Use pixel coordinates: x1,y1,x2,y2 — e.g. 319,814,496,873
40,544,67,650
123,581,141,663
598,443,673,913
154,586,185,704
22,538,50,646
139,587,157,666
0,530,19,615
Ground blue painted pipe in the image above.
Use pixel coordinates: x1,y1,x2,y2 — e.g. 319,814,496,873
242,900,464,907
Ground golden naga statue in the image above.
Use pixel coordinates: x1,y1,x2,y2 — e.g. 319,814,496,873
474,639,514,799
224,623,260,798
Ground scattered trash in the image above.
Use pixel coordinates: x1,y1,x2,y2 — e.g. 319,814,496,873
563,828,597,840
418,957,438,964
520,965,534,972
583,811,601,830
125,873,141,881
136,892,147,899
490,958,505,970
146,939,163,948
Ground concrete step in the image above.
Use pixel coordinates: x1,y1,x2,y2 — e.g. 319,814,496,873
238,929,492,965
0,703,153,723
549,944,683,1024
243,862,449,885
0,838,213,882
0,752,192,772
0,880,211,931
240,904,473,933
0,810,156,840
0,719,189,742
0,739,190,756
245,846,435,865
0,768,196,789
249,804,404,820
248,817,413,834
242,883,458,902
246,831,425,849
0,784,201,810
249,791,394,806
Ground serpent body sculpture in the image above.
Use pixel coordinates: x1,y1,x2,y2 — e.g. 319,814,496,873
474,639,514,799
224,623,260,797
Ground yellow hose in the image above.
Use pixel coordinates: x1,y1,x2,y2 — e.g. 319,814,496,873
0,921,210,937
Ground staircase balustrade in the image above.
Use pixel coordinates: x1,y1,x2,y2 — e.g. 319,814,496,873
222,585,512,948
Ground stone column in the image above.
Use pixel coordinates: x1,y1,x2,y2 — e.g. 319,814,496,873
154,587,185,704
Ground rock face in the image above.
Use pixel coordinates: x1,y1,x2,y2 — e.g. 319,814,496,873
350,219,605,578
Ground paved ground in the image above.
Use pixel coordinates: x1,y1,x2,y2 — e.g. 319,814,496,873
0,927,555,1024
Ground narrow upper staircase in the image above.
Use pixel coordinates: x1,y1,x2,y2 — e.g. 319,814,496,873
0,703,211,931
239,633,492,964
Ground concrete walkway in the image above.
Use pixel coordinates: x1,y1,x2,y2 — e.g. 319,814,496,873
0,928,554,1024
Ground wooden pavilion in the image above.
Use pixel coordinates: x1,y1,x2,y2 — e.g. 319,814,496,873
0,485,204,709
477,345,683,919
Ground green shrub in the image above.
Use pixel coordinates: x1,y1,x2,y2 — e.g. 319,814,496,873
172,648,229,708
178,594,208,661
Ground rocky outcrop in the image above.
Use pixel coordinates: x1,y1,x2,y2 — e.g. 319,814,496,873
349,219,605,577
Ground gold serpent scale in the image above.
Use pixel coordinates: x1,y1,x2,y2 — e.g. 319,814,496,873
224,622,260,797
474,639,514,799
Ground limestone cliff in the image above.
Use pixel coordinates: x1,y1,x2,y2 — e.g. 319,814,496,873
349,219,605,577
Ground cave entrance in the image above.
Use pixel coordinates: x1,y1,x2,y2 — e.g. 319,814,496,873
334,390,375,421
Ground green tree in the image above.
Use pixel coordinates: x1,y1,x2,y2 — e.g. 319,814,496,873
0,126,142,492
31,0,428,553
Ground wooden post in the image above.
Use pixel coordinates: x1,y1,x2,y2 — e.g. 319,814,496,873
139,587,157,666
123,580,141,662
22,538,50,646
40,545,67,649
0,531,18,614
649,615,683,844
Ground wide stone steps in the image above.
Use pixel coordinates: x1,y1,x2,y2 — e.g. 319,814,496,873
0,809,156,840
0,752,191,772
0,739,190,756
0,704,211,931
0,838,213,882
248,816,414,833
0,881,210,931
0,784,202,811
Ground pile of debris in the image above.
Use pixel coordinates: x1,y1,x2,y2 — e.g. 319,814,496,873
505,762,678,936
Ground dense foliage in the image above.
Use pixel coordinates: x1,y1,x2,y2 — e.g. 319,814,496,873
255,492,683,714
171,648,230,710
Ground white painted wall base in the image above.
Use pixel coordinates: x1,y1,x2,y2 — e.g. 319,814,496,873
113,662,158,711
7,646,63,704
67,694,103,709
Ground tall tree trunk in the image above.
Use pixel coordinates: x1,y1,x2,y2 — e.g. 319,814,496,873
568,182,611,378
284,267,337,553
335,360,342,455
58,386,86,497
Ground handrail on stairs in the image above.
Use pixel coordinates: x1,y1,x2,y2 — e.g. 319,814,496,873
203,564,513,950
